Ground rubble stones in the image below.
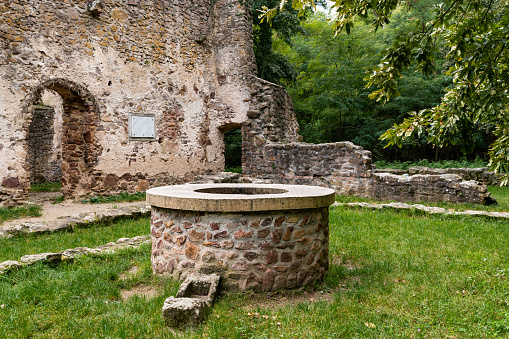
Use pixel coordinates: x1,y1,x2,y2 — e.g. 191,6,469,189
375,167,502,186
0,235,150,275
0,203,150,239
162,297,207,329
373,173,494,205
162,273,220,328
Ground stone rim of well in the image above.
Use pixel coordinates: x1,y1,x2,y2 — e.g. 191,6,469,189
146,184,336,212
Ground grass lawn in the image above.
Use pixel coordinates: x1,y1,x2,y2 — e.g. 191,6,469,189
2,208,509,338
0,204,41,225
0,217,150,262
81,192,146,204
30,182,62,192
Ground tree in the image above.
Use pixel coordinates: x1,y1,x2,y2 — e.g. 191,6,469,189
262,0,509,183
251,0,306,84
276,11,456,162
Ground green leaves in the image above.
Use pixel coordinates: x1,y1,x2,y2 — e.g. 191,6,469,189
269,0,508,176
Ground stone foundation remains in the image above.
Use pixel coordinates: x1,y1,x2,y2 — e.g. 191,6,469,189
373,173,493,204
375,167,501,186
241,89,494,204
162,273,220,328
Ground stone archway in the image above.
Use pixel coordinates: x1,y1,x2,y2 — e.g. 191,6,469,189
22,78,102,198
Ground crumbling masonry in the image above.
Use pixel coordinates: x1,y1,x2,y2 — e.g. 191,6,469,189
0,0,492,206
0,0,266,205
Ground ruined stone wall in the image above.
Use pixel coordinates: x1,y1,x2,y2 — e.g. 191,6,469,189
242,94,493,203
373,173,492,204
242,76,300,175
0,0,257,205
375,167,501,186
241,82,373,196
28,105,62,183
247,142,374,197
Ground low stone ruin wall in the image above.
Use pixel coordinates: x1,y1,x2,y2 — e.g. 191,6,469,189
375,167,501,185
373,173,493,204
241,94,495,204
195,171,494,205
239,77,495,205
242,141,493,204
245,142,374,197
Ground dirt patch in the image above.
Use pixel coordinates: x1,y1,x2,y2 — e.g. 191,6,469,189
331,256,363,270
29,191,62,205
239,288,335,311
119,266,139,281
120,284,163,301
1,196,146,229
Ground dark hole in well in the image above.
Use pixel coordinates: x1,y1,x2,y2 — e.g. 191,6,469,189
194,187,288,195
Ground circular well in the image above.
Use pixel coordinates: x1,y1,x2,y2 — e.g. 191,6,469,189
147,183,336,212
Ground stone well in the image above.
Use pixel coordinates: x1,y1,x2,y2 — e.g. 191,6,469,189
147,184,336,291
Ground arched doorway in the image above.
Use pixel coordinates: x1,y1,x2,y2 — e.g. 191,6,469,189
23,78,101,199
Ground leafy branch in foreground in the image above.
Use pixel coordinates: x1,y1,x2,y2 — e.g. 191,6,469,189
263,0,509,183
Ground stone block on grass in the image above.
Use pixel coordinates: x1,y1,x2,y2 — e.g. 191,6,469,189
162,273,221,328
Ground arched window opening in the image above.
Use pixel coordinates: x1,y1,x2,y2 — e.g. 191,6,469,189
28,90,64,201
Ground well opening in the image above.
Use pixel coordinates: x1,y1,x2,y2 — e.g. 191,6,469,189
194,186,288,195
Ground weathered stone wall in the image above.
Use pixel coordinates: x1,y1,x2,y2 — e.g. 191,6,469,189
242,98,493,203
373,173,492,204
241,88,374,196
28,106,58,183
0,0,260,205
245,141,374,196
151,206,329,292
375,167,501,186
242,76,300,174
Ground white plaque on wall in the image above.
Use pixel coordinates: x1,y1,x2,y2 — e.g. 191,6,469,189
129,113,156,141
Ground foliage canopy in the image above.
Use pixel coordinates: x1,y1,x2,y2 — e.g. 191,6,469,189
262,0,509,183
277,11,457,161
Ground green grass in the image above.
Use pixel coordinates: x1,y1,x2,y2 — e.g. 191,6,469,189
374,157,488,170
0,205,42,225
0,217,149,261
489,186,509,209
30,181,62,192
82,192,146,204
205,208,509,338
52,194,65,204
225,166,242,174
336,185,509,212
0,246,181,339
2,208,509,337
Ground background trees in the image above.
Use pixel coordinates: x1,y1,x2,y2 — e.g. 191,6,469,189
275,10,479,161
259,0,507,180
